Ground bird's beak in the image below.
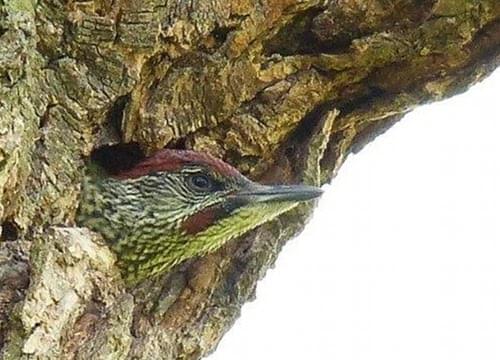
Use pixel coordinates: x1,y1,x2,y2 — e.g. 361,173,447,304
235,181,323,204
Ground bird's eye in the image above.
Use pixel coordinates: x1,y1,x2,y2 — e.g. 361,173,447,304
188,174,213,192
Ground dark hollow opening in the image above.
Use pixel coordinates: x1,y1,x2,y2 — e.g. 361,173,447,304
90,143,145,176
1,220,19,241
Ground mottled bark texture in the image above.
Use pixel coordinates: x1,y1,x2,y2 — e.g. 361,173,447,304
0,0,499,359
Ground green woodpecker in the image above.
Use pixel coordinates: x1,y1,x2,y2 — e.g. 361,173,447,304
76,149,322,284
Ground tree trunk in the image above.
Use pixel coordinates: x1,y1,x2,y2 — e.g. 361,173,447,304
0,1,499,359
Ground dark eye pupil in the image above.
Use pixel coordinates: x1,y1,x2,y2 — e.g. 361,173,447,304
191,174,211,190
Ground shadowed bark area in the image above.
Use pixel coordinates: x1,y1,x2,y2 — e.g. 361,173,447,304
0,0,499,359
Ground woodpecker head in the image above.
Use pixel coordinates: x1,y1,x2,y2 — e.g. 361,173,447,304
77,149,322,284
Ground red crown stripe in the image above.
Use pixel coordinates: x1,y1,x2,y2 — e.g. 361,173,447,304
112,149,240,180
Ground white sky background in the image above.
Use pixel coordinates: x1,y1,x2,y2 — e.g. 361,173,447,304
209,68,500,360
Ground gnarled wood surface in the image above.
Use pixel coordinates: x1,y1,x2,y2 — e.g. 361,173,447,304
1,1,499,359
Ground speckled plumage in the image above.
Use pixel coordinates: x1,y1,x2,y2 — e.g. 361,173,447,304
77,149,322,284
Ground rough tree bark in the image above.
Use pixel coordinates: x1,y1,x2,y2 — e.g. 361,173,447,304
0,1,499,359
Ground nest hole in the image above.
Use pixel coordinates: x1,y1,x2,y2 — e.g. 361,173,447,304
1,220,20,241
90,143,145,176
